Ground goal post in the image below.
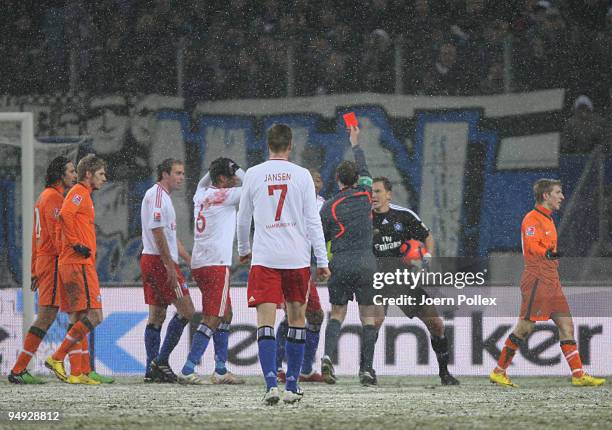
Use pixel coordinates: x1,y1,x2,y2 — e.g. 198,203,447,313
0,112,35,342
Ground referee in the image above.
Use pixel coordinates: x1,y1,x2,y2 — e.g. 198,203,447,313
371,177,459,385
319,125,383,386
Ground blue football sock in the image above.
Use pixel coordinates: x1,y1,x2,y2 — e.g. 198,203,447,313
301,322,321,375
285,327,306,392
213,322,230,375
182,323,214,375
157,314,188,364
144,324,161,375
275,316,289,370
257,326,277,390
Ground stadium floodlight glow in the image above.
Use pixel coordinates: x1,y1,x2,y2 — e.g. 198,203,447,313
0,112,35,344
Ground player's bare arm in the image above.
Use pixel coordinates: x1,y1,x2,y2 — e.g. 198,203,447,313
152,227,178,287
177,240,191,267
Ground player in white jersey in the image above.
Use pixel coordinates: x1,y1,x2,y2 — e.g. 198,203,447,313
140,159,195,383
237,124,330,404
177,157,245,385
276,169,326,383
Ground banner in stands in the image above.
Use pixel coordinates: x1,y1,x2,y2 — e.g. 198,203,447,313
1,287,610,376
1,90,577,284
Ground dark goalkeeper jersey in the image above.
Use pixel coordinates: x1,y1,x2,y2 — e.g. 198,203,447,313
372,204,430,259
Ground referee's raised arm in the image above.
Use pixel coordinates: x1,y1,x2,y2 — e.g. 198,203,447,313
348,126,372,188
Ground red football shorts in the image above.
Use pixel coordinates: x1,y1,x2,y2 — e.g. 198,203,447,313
519,271,570,321
247,265,311,307
192,265,232,317
58,263,102,313
276,279,322,312
141,254,189,306
35,255,60,307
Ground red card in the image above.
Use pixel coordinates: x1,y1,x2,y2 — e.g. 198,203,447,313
342,112,358,128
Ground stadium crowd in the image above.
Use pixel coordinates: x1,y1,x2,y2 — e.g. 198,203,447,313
1,0,611,105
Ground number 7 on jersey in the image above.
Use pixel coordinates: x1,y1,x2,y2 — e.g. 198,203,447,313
268,184,287,221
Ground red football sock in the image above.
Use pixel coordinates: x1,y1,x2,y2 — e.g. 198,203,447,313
560,340,584,377
12,327,46,374
52,321,91,361
495,333,522,373
81,337,91,374
68,343,82,376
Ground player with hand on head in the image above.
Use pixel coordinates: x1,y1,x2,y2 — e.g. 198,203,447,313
45,154,110,385
319,125,383,386
9,157,76,384
371,177,459,385
276,169,326,383
141,159,195,383
490,179,605,387
177,157,245,385
237,124,330,404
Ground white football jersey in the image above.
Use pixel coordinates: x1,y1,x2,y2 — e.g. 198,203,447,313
237,159,328,269
141,183,178,263
191,186,241,268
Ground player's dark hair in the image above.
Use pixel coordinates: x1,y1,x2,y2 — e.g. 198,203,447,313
267,124,292,153
373,177,392,191
156,158,183,182
77,154,106,182
45,156,72,187
209,157,234,185
533,178,562,203
336,160,359,187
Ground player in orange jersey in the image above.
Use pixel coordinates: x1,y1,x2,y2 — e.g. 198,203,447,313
45,154,110,385
490,178,606,387
8,157,76,384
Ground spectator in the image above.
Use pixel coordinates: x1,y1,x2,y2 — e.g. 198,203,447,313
479,62,505,94
418,42,466,96
360,29,394,93
560,95,610,154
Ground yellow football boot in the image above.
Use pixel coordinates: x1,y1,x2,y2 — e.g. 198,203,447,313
489,371,518,387
67,374,101,385
572,374,605,387
45,356,67,382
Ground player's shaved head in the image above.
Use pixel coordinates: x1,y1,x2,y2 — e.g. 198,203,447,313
267,124,292,153
45,156,72,187
157,158,183,181
533,178,562,203
77,154,106,182
336,160,359,187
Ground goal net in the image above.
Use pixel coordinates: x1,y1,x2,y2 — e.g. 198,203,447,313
0,112,89,374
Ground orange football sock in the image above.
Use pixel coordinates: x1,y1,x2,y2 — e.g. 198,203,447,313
494,333,522,373
81,337,91,374
12,326,46,374
68,344,82,376
52,320,92,361
560,340,584,377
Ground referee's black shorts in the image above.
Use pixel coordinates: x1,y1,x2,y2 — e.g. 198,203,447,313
327,252,378,306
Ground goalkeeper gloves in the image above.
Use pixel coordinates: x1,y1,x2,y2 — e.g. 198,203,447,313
545,249,561,260
73,244,91,258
